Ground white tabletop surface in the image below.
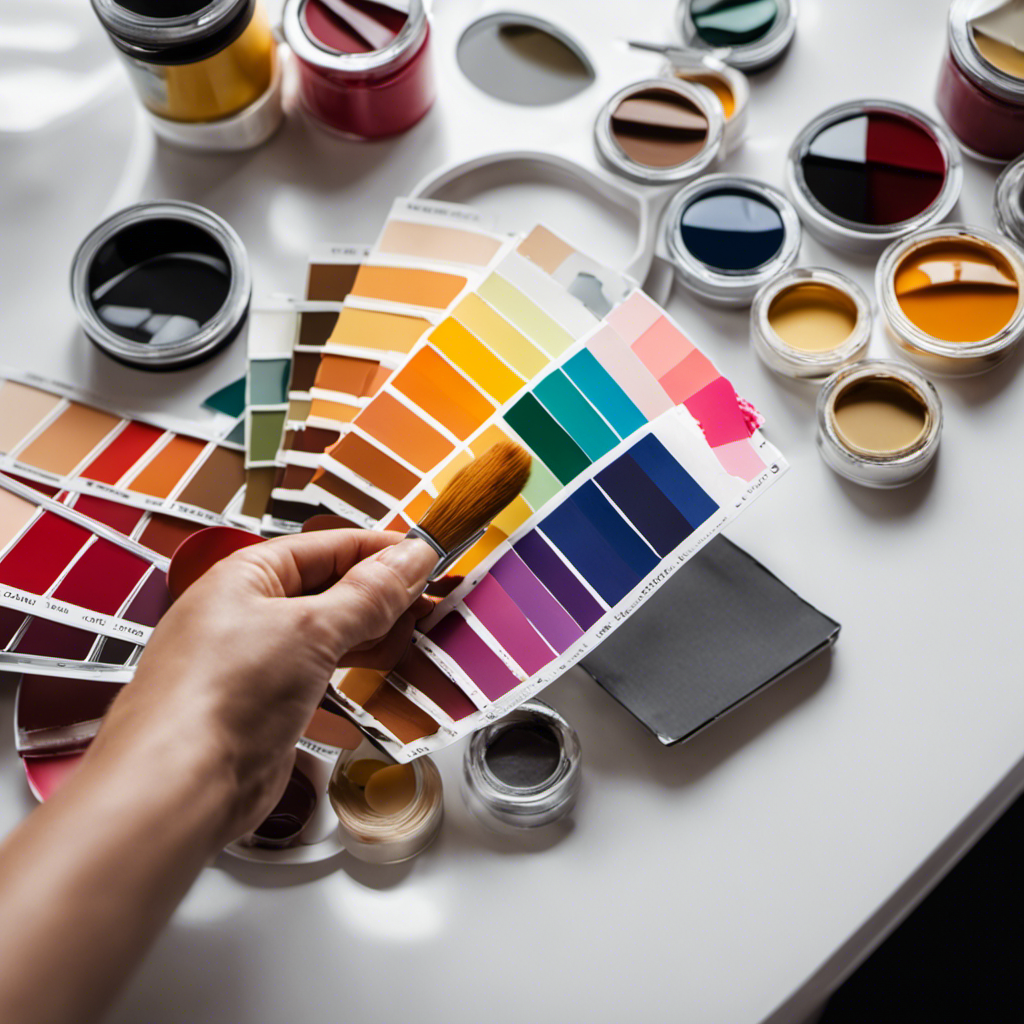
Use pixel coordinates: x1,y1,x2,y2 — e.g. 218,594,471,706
2,0,1023,1021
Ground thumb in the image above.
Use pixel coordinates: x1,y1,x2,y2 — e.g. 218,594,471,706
303,538,438,655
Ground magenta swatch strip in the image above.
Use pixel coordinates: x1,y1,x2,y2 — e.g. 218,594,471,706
427,611,521,701
464,574,555,675
489,550,583,652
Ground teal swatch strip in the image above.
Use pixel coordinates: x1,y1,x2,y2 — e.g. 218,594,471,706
563,350,647,439
532,370,618,461
202,376,246,418
250,359,292,406
503,393,591,485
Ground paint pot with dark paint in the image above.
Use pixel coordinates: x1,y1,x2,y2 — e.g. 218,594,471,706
250,766,319,849
457,14,594,106
462,699,581,834
71,201,251,370
594,78,724,185
677,0,797,72
664,174,801,307
786,100,962,254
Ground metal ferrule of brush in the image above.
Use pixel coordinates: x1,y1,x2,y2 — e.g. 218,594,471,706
406,524,487,581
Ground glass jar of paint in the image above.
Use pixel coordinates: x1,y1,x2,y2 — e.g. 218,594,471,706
90,0,282,150
329,748,443,863
676,0,797,72
937,0,1024,163
594,78,724,185
461,700,581,834
786,100,963,255
817,361,942,489
995,154,1024,245
283,0,435,140
664,55,749,154
876,224,1024,376
751,268,872,381
70,201,252,370
663,174,802,307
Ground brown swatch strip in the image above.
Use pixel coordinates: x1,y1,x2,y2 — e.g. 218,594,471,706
326,433,419,498
298,311,340,347
308,466,389,518
363,682,439,742
17,405,121,476
176,446,245,513
307,263,360,301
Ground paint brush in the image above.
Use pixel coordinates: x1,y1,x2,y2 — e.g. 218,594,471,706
407,441,532,580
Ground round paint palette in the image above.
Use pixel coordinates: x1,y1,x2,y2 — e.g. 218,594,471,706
677,0,797,71
664,174,801,307
786,100,963,254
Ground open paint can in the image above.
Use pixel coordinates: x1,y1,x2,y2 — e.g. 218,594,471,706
663,174,801,307
676,0,797,72
786,100,963,254
283,0,435,139
90,0,283,151
875,223,1024,376
70,200,251,370
995,153,1024,244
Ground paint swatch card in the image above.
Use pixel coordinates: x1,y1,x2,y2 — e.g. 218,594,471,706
322,286,786,760
0,476,171,654
0,370,246,527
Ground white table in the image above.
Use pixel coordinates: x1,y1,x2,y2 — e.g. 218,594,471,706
2,0,1022,1021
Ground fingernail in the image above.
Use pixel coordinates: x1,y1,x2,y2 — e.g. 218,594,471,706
377,538,439,593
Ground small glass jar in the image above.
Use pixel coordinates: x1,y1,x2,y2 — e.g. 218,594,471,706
676,0,797,72
995,154,1024,245
786,100,962,254
876,224,1024,376
594,78,724,185
751,267,871,381
70,201,251,370
664,174,802,307
90,0,282,150
664,54,749,154
329,747,443,864
936,0,1024,163
461,700,581,835
817,361,943,489
283,0,435,140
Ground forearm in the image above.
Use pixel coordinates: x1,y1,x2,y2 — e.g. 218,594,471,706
0,732,234,1024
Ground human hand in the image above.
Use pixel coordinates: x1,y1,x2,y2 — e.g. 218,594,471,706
89,530,438,849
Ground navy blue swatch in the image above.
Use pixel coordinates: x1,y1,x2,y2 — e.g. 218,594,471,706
629,434,719,527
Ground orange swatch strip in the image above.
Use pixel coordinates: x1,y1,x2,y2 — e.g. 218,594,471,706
128,436,206,498
350,266,468,309
325,433,420,498
355,392,454,472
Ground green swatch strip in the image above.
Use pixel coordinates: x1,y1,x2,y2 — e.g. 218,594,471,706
564,349,647,438
533,370,618,461
477,274,576,356
250,359,293,406
249,409,287,462
521,456,562,510
503,393,590,484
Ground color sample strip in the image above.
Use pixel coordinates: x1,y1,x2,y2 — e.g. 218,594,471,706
503,393,590,485
362,683,439,743
533,370,619,461
51,540,149,615
350,265,468,309
629,433,719,527
563,349,647,438
378,220,503,267
0,381,63,454
570,482,659,577
453,293,548,378
393,646,479,721
513,531,605,629
426,611,522,700
81,422,165,485
325,307,430,354
430,318,524,403
0,511,90,593
16,404,121,476
477,274,576,356
586,325,674,420
250,359,291,405
463,574,555,674
489,550,583,652
322,433,419,499
354,393,454,472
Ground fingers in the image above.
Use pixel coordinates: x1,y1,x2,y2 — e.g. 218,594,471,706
302,538,438,655
229,529,406,598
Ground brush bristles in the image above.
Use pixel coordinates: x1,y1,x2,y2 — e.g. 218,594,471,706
416,442,532,554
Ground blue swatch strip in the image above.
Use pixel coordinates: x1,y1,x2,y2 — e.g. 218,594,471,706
569,482,659,578
563,349,647,438
532,370,619,461
629,434,719,528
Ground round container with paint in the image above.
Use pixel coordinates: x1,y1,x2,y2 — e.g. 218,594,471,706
461,700,581,835
329,749,443,864
665,54,749,153
786,100,962,255
90,0,282,151
663,174,801,307
71,201,251,370
594,78,724,185
751,267,871,381
817,361,942,489
283,0,434,140
456,13,595,106
995,153,1024,245
937,0,1024,163
677,0,797,72
876,224,1024,376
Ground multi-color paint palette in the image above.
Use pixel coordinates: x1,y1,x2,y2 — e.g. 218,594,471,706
0,370,246,527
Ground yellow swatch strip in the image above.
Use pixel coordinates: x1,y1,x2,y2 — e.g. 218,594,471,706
326,307,431,353
477,274,576,356
430,318,524,403
453,293,550,378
